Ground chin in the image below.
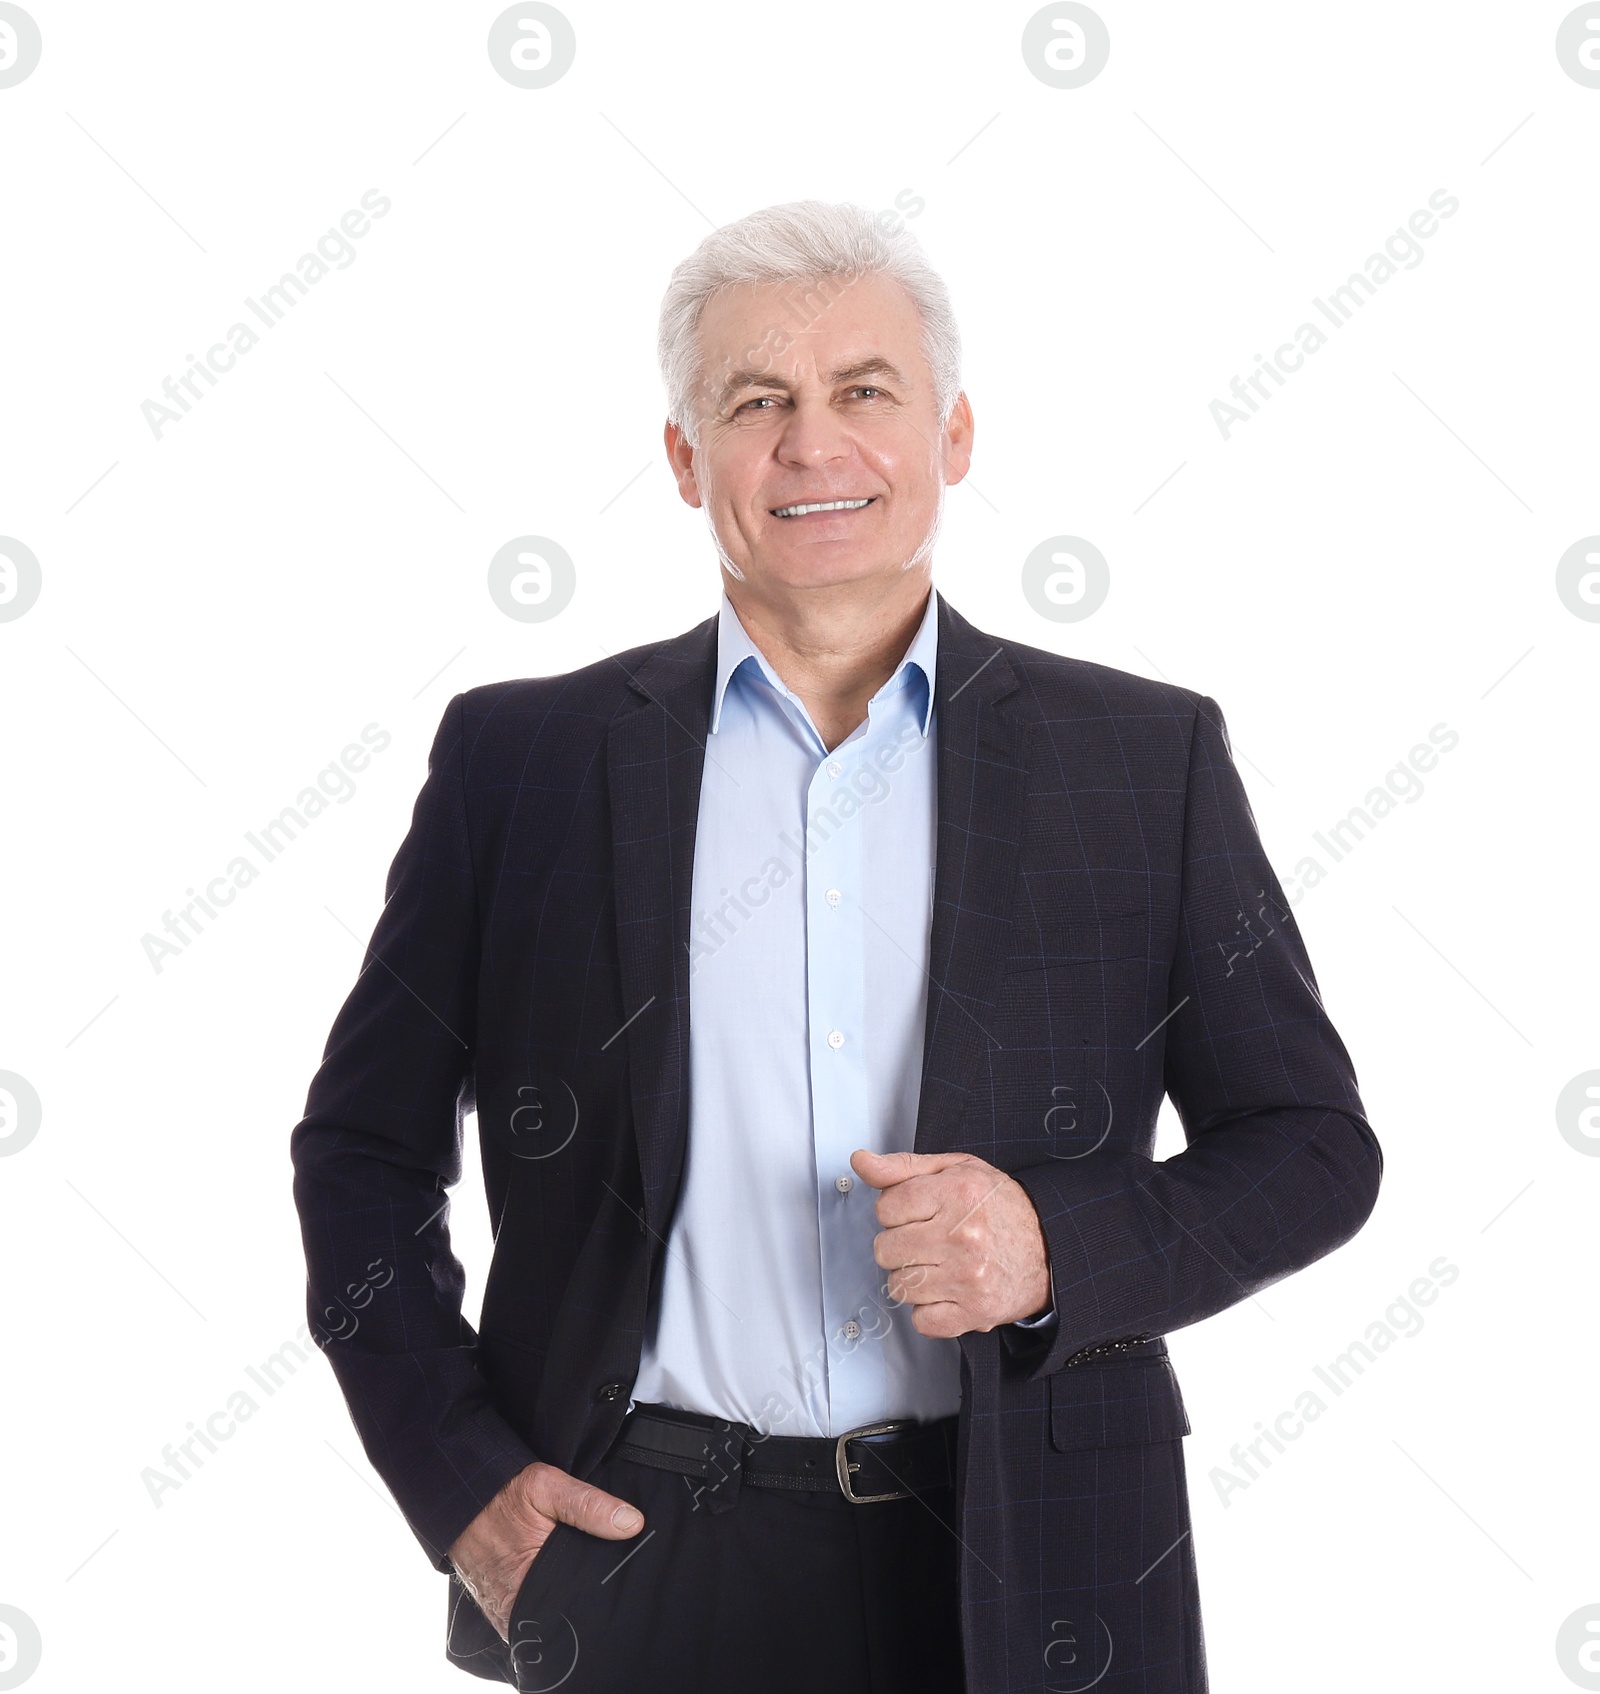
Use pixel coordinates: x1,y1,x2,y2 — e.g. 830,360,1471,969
760,551,893,592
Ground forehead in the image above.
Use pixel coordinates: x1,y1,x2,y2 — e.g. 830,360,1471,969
696,271,925,369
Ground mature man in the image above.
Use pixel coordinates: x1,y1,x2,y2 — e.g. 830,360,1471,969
291,200,1381,1693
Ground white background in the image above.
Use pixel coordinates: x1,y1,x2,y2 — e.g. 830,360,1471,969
1,2,1596,1690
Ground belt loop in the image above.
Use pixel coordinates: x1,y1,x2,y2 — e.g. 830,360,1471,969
697,1418,745,1516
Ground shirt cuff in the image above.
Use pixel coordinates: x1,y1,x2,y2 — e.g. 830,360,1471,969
1010,1304,1057,1330
1009,1267,1059,1330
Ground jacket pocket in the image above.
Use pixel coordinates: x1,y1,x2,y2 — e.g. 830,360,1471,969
1048,1356,1191,1452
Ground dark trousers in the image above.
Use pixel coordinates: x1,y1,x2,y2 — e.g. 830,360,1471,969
506,1419,967,1693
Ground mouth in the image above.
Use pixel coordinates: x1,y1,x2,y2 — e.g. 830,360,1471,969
770,496,877,520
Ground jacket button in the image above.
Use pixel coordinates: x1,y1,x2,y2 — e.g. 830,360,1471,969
596,1381,627,1402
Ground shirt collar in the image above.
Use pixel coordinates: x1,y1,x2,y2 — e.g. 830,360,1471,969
709,587,938,739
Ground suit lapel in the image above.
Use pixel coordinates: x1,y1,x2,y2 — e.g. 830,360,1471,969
915,593,1029,1155
606,617,717,1243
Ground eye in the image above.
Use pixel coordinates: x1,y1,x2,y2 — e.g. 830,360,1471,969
850,386,884,400
735,395,779,414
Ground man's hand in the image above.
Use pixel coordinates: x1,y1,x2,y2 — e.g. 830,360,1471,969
448,1460,645,1643
851,1149,1052,1338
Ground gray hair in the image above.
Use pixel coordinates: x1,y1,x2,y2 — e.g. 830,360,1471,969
656,199,963,445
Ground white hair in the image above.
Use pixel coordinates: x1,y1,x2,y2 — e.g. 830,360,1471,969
656,199,963,445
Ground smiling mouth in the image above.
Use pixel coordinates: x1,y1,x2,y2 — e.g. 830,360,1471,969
770,497,877,519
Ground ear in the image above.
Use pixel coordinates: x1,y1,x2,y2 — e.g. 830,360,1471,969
941,391,975,488
664,418,704,509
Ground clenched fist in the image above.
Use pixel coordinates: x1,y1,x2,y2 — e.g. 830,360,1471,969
851,1149,1053,1337
448,1460,645,1642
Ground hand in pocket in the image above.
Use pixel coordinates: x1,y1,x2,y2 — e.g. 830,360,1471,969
449,1460,646,1642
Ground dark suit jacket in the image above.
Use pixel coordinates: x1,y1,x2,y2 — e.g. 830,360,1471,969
290,593,1381,1693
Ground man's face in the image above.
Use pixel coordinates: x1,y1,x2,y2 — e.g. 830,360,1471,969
664,271,973,598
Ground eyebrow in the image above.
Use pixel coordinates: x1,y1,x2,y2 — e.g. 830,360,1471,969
712,356,907,414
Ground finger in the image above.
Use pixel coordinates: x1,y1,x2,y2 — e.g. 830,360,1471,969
888,1271,937,1308
871,1218,947,1271
534,1469,645,1539
909,1299,968,1340
850,1148,975,1190
874,1159,1003,1229
882,1257,949,1306
871,1168,962,1228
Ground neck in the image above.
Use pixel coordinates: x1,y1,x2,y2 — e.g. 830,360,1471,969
724,571,932,752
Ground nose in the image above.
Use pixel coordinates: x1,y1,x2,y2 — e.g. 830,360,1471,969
774,392,855,470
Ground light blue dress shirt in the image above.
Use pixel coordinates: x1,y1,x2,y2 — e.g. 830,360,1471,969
630,587,1052,1439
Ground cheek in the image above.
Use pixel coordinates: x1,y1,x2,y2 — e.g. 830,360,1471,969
884,468,941,527
714,457,769,517
695,467,748,521
875,434,942,499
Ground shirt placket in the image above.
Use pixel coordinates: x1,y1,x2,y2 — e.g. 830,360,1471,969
814,698,928,1432
805,729,877,1432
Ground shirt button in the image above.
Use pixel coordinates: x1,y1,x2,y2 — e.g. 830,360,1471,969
826,761,842,779
841,1319,862,1341
835,1174,854,1193
825,888,842,907
827,1029,845,1050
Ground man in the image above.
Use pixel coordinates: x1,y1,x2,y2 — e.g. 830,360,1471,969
291,200,1381,1694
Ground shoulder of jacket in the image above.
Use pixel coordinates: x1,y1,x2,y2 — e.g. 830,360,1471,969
454,637,661,721
436,618,712,774
989,629,1210,722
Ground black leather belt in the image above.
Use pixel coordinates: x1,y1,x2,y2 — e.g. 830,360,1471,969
615,1402,957,1511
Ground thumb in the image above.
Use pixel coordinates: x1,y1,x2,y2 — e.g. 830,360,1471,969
850,1148,976,1189
535,1468,645,1539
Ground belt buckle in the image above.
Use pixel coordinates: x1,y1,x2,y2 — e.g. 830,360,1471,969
835,1419,914,1503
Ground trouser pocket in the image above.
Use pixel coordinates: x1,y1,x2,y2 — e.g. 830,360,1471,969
507,1522,582,1693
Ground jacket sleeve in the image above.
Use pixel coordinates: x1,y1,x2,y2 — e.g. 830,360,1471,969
1009,694,1383,1380
289,692,536,1570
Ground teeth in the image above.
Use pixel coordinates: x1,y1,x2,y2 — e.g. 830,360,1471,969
774,498,873,518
